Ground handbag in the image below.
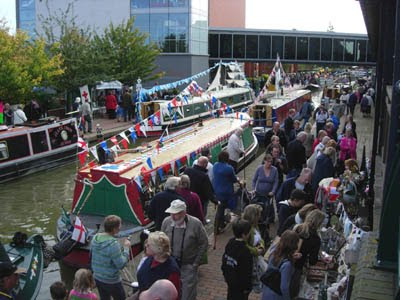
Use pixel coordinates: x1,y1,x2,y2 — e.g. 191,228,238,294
260,259,287,295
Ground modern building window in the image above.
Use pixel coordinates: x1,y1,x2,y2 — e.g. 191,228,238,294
220,34,232,58
321,38,332,61
356,40,367,62
18,0,36,38
367,42,375,62
309,37,320,60
209,34,219,57
259,35,271,59
233,35,245,58
246,35,258,59
297,37,308,60
272,36,283,59
132,0,150,8
284,36,296,60
333,39,344,61
134,14,150,32
344,40,355,62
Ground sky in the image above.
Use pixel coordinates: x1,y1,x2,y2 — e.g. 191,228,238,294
0,0,367,34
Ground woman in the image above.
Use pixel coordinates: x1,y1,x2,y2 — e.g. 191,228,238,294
312,130,327,153
324,122,337,142
252,154,279,225
342,115,357,140
177,174,204,223
243,204,266,293
339,129,357,162
213,150,239,231
277,203,316,236
261,230,300,300
137,231,180,298
307,136,330,171
315,106,328,136
293,209,326,269
303,122,314,158
312,147,336,194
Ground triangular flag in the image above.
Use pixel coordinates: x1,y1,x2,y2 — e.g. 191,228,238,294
90,146,99,161
71,216,87,244
180,156,187,165
77,137,88,153
240,114,243,122
173,113,178,125
150,171,156,184
110,136,118,146
120,132,130,144
176,159,181,169
135,123,141,136
146,157,153,169
110,145,119,158
140,166,147,174
236,112,239,119
170,161,175,175
78,151,87,166
140,125,147,137
134,176,142,192
121,139,128,150
163,164,171,174
158,168,164,181
131,131,137,142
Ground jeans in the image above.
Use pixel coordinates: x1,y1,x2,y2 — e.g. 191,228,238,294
301,116,310,130
216,200,228,230
202,200,209,220
95,279,126,300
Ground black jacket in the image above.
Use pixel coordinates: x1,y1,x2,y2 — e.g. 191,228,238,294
295,231,321,269
184,165,216,204
148,190,185,230
286,139,306,170
276,176,313,204
221,238,253,291
277,201,298,234
284,116,294,141
277,214,296,236
264,128,288,150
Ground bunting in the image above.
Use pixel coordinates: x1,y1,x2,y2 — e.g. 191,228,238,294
110,136,118,146
146,157,153,169
157,168,164,181
89,146,98,161
120,132,130,143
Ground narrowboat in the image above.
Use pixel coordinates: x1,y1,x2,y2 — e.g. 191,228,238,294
135,63,254,137
56,113,258,268
0,118,79,183
1,234,45,300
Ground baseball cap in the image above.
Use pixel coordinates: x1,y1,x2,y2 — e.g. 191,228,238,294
0,261,26,278
165,200,187,214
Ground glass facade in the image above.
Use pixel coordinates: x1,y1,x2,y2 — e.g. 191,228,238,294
17,0,36,38
309,38,320,60
131,0,208,54
208,31,373,64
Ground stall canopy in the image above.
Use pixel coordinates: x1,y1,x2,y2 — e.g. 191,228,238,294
96,80,123,90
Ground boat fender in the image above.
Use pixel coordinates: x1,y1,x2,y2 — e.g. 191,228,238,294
11,232,27,247
52,231,78,260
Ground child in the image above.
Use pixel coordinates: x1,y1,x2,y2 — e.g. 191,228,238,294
68,269,98,300
50,281,68,300
221,219,253,300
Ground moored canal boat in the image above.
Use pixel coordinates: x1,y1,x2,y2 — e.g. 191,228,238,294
1,234,45,300
0,118,79,183
57,113,258,268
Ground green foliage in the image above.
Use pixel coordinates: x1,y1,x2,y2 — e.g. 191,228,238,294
0,21,64,104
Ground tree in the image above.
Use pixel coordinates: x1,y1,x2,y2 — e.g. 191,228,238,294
92,18,162,86
0,21,64,104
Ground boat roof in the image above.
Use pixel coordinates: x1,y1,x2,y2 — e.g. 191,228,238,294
84,115,249,179
265,89,311,109
0,119,77,137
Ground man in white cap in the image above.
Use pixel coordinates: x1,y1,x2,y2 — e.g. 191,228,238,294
161,200,208,300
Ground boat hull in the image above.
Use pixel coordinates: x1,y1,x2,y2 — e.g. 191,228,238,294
4,235,44,300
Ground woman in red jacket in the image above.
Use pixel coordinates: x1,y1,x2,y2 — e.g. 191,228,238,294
105,90,118,119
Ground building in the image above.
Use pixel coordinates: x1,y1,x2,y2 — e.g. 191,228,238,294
209,0,245,28
16,0,209,87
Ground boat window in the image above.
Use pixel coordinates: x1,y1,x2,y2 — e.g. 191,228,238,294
31,131,49,154
0,141,9,160
48,123,78,150
1,135,30,161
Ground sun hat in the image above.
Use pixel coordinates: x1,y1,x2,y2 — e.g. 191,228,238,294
165,200,187,214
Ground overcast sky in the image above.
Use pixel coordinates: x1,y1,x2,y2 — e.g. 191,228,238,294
0,0,367,34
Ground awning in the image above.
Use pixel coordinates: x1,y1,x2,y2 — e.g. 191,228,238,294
96,80,123,90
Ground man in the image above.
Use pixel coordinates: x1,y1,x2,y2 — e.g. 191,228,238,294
227,128,244,172
184,156,216,222
13,106,27,125
276,167,313,204
138,279,178,300
277,189,307,234
80,98,93,133
0,261,26,300
264,121,287,150
192,148,213,182
91,215,130,300
161,200,208,300
148,177,185,230
348,92,358,116
298,98,313,129
286,132,307,178
122,88,133,122
271,145,288,187
284,108,296,141
340,91,350,115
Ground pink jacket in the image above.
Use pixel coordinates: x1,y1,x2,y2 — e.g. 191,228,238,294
339,137,357,161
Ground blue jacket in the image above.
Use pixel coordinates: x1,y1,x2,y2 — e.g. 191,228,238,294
262,256,294,300
212,162,237,203
312,153,335,193
91,233,129,284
